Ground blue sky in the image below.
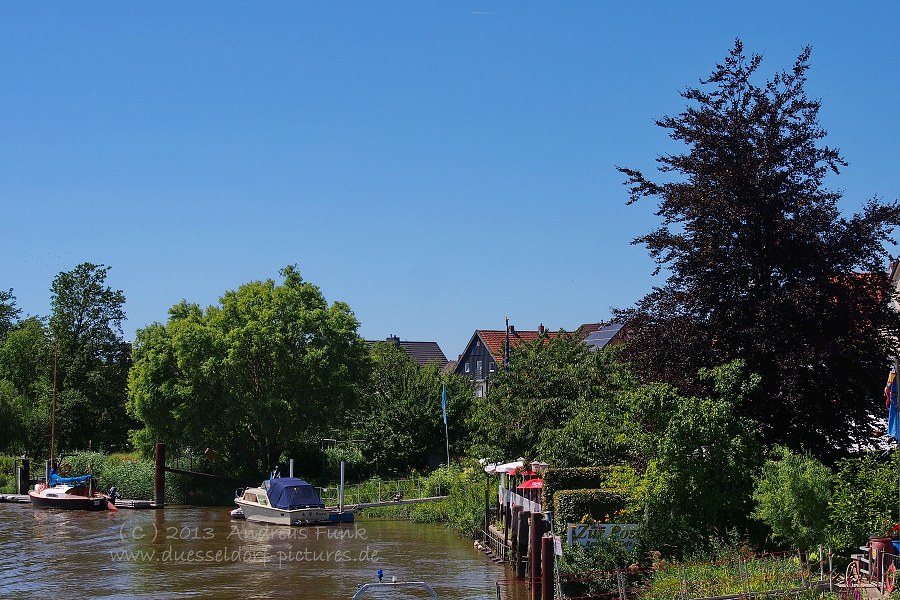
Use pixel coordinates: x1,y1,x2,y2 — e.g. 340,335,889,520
2,2,899,360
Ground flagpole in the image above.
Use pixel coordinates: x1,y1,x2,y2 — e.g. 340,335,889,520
442,383,450,467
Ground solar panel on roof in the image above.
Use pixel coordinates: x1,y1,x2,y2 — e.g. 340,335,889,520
584,324,623,350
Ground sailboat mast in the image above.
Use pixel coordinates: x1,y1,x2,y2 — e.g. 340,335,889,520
51,336,57,467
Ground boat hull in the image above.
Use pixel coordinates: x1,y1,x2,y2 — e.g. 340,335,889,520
234,499,330,526
28,490,111,511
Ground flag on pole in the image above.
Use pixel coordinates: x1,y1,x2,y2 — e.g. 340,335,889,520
886,367,900,442
441,383,447,425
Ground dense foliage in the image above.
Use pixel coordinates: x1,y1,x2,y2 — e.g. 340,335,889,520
127,266,371,479
49,263,135,451
354,341,472,476
0,263,133,457
752,446,831,550
827,450,900,550
616,39,900,458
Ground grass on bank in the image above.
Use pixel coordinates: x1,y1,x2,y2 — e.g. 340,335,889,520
0,451,234,504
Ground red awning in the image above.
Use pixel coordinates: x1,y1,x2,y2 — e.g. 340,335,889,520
508,468,538,476
516,478,544,490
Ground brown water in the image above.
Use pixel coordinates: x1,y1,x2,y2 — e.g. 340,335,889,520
0,504,527,599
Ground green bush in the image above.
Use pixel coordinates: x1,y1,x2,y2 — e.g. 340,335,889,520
59,451,233,505
0,454,18,493
828,451,900,551
751,446,831,550
543,466,643,511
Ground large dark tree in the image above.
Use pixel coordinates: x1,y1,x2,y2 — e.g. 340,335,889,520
616,40,900,459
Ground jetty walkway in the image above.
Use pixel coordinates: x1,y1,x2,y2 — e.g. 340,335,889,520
0,493,158,508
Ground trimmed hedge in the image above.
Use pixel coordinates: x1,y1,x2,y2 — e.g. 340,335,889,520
554,488,627,527
543,465,644,513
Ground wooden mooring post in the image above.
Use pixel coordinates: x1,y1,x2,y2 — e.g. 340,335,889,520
516,510,530,578
510,505,522,566
16,458,30,494
529,512,544,599
154,442,166,507
541,534,554,600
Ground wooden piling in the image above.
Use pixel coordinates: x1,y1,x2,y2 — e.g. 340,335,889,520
16,458,29,494
503,500,510,548
530,512,544,599
517,510,531,578
154,442,166,507
510,505,522,563
541,535,554,600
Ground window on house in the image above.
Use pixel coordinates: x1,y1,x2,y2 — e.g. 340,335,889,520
465,362,470,373
476,360,483,376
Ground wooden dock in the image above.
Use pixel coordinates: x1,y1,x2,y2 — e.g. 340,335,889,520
0,494,159,509
114,498,160,509
0,493,30,503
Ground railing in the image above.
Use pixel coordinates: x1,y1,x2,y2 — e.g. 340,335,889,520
480,524,509,562
499,486,541,513
319,477,443,508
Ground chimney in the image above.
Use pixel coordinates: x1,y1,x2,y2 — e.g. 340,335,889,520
538,323,544,335
387,334,400,346
508,324,515,335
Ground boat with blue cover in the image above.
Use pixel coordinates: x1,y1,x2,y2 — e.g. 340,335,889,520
234,477,330,526
29,467,116,511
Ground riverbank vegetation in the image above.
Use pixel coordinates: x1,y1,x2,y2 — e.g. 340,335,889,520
2,40,900,579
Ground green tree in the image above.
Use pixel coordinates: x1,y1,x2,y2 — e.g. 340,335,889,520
469,331,605,462
356,341,472,475
641,361,762,557
617,40,900,457
537,346,649,469
0,288,20,342
0,317,52,456
49,263,133,451
752,446,831,550
128,266,371,478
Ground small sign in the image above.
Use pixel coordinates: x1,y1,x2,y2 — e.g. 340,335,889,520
553,534,563,557
567,523,639,551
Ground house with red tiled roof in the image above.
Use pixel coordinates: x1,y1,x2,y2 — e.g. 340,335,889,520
454,323,555,397
454,321,628,396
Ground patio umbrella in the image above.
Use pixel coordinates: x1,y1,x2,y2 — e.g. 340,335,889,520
516,478,544,490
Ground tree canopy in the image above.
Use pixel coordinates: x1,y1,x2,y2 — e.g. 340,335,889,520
616,39,900,458
49,263,133,451
354,341,473,476
127,266,371,478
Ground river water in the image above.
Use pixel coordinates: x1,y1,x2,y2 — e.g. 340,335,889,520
0,503,526,599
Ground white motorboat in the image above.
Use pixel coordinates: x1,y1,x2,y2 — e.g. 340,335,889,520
234,477,329,526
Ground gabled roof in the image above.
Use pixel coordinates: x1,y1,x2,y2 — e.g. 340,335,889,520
474,327,557,365
367,336,448,368
575,323,605,338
